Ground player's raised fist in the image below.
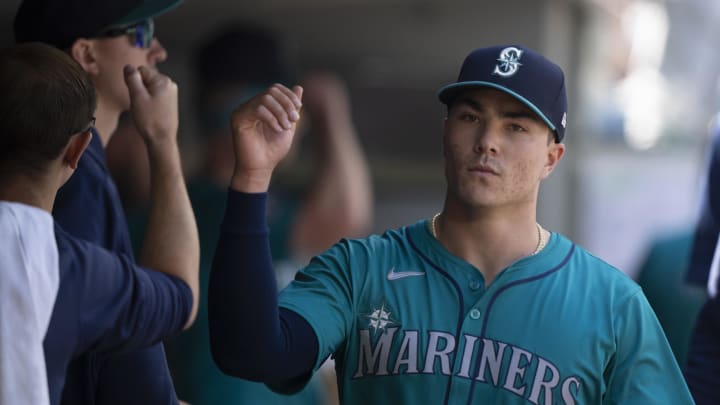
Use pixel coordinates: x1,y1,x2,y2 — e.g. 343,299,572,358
229,83,303,193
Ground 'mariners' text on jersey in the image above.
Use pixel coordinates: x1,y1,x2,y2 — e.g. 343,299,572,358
352,327,580,405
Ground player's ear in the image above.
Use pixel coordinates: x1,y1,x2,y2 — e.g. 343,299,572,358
541,140,565,180
64,130,92,170
69,39,100,76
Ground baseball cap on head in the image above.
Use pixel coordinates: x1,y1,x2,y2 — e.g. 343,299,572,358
438,45,568,142
13,0,182,49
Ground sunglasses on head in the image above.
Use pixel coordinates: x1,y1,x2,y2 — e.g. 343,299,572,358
97,19,155,49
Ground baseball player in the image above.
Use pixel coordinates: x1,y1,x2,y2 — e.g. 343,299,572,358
208,45,693,403
12,0,194,403
0,43,197,405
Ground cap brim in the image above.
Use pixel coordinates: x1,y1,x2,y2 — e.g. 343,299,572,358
437,81,556,132
114,0,183,25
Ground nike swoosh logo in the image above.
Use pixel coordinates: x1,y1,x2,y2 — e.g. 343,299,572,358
387,267,426,281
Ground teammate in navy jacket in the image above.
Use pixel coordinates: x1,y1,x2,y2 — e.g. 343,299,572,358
0,43,198,405
208,45,693,403
12,0,196,403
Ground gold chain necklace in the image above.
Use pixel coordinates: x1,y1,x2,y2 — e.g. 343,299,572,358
430,213,547,255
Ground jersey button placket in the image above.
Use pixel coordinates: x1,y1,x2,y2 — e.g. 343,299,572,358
469,308,481,320
469,279,482,290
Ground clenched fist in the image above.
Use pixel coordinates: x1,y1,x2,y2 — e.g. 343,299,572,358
228,83,303,193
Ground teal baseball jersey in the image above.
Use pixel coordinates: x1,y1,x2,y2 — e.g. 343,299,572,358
278,219,694,404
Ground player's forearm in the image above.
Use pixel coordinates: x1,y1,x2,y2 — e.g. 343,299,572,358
140,140,200,329
209,190,317,381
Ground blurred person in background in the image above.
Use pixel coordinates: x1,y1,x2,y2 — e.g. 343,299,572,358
12,0,199,404
634,231,705,367
686,117,720,293
113,23,372,404
630,101,720,404
633,117,720,371
684,117,720,404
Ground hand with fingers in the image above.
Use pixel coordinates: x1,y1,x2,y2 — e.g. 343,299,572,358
123,65,179,145
228,83,304,193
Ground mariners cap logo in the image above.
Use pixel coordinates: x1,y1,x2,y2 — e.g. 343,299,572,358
493,47,523,78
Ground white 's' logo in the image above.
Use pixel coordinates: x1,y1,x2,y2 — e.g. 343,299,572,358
493,47,524,77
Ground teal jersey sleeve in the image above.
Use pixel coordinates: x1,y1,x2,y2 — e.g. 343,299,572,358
279,239,357,371
605,290,695,404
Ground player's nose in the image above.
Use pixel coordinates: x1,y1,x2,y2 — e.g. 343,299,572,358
473,122,500,155
147,38,167,65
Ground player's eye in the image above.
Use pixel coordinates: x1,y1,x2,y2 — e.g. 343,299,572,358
458,113,480,123
507,123,527,132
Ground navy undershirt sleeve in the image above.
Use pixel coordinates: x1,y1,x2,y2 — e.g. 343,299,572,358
208,189,318,384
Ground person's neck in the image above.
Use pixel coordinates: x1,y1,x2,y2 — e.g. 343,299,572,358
434,203,541,285
0,175,58,213
93,99,121,148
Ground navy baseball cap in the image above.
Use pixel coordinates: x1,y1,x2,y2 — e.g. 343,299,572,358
438,45,568,143
13,0,183,49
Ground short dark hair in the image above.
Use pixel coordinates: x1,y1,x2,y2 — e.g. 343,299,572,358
0,42,96,176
